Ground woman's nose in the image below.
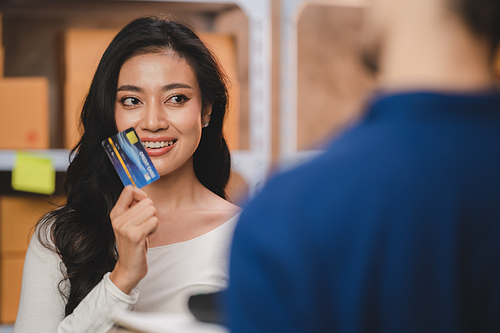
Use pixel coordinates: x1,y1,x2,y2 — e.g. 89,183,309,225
141,102,168,131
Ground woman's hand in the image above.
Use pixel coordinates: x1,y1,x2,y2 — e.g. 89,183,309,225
109,185,159,294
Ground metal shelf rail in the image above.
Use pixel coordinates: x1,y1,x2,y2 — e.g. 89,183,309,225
0,150,70,173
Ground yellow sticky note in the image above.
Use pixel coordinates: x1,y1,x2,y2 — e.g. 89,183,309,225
11,151,55,195
126,130,138,145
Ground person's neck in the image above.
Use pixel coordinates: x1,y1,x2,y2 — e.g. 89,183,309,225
141,160,204,211
378,2,494,92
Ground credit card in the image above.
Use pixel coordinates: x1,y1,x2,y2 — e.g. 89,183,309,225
102,127,160,188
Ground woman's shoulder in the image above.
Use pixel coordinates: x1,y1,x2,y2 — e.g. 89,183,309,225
30,207,68,258
217,200,241,221
208,187,241,213
25,211,66,275
33,210,59,243
206,194,241,229
187,193,241,243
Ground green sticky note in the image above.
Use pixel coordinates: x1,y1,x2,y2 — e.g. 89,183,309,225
11,151,55,195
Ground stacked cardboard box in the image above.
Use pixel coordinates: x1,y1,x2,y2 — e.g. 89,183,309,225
0,196,64,323
64,29,119,149
198,32,240,150
0,11,55,324
0,77,50,149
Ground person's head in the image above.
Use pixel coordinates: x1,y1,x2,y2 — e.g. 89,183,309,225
448,0,500,55
359,0,500,75
73,16,230,199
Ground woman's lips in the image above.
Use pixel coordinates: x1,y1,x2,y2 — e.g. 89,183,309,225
141,137,177,157
145,144,175,156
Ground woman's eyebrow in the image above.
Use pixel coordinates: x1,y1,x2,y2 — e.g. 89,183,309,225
117,85,143,93
116,83,193,92
163,83,193,91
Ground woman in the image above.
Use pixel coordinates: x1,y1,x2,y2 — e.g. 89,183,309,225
14,16,240,333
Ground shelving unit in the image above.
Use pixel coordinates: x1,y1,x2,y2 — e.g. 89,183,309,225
0,0,273,196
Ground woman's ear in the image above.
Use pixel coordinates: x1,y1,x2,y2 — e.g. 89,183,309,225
202,103,213,127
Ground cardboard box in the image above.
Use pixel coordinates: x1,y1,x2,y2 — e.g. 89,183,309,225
0,253,24,324
0,196,65,323
0,196,64,253
0,77,49,149
198,32,240,150
64,29,118,149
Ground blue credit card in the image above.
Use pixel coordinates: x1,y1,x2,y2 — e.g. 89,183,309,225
102,127,160,188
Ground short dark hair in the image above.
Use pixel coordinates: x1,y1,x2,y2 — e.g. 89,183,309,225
448,0,500,58
38,16,231,316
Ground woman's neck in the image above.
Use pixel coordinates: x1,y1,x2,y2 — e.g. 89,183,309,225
139,158,236,247
141,159,204,211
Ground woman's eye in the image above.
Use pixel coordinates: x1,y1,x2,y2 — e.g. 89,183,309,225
120,97,141,106
168,95,188,104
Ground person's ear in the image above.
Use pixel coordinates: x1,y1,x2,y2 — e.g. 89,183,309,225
202,103,213,128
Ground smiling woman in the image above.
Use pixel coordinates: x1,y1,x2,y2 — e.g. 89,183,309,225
114,52,208,177
13,17,240,333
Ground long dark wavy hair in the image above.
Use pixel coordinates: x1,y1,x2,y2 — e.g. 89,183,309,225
37,16,231,316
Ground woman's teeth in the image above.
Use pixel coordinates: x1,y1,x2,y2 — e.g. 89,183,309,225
142,140,175,149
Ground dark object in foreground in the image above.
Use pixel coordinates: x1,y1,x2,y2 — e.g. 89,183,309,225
189,290,226,325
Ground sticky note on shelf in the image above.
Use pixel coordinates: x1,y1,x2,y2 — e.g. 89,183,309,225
11,151,55,195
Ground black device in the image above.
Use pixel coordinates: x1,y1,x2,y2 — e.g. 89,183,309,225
188,290,227,325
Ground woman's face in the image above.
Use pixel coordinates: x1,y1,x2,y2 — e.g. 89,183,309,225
115,51,210,177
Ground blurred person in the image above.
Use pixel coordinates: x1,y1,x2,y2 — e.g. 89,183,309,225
14,16,239,333
226,0,500,332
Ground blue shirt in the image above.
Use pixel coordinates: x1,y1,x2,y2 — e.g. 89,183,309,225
226,91,500,332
